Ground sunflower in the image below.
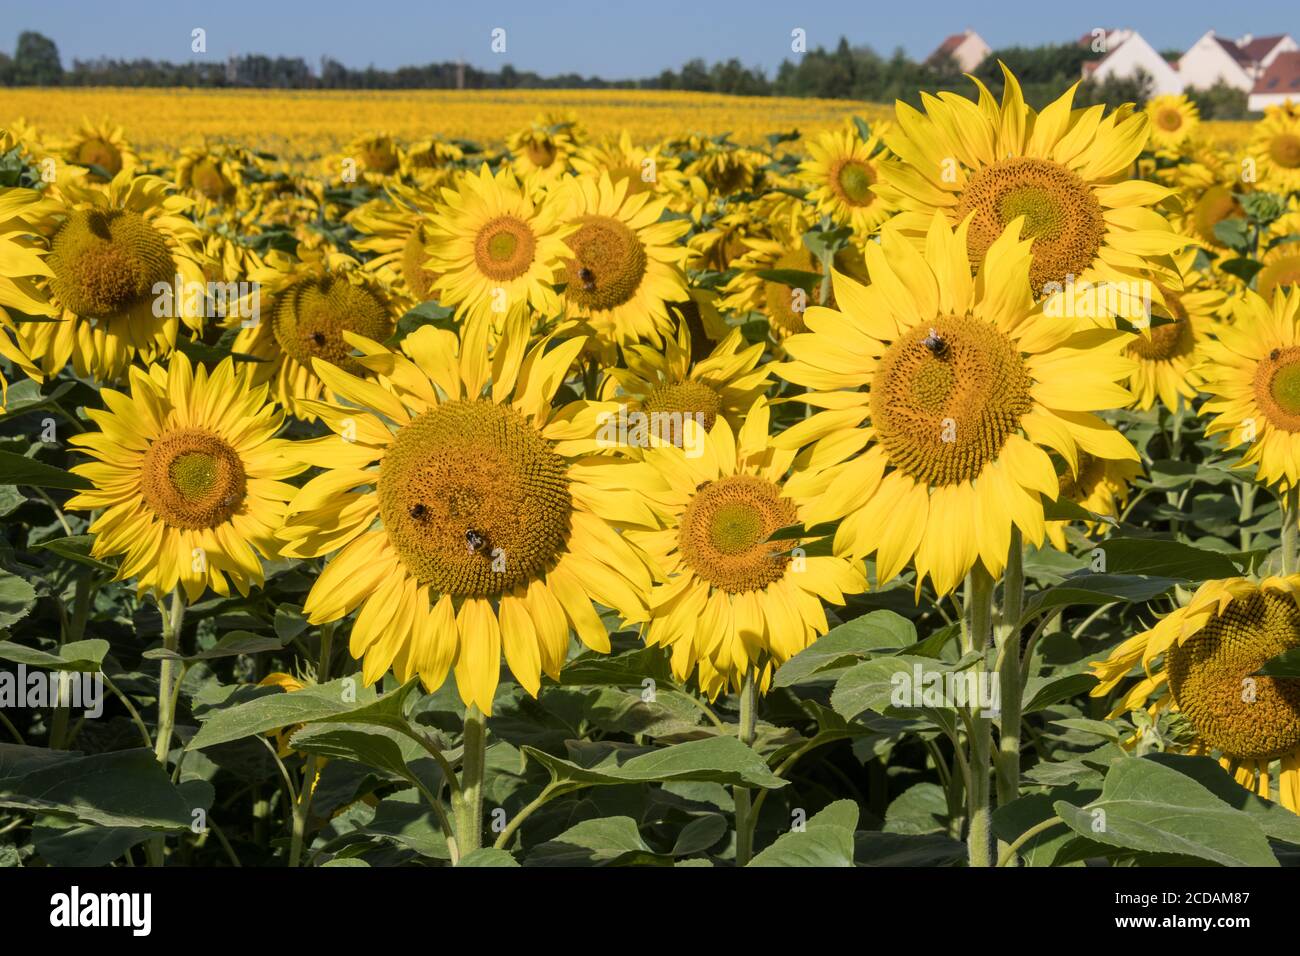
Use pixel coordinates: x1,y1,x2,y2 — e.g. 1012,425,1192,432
685,142,767,199
1124,249,1226,411
775,214,1138,596
1249,109,1300,194
1255,211,1300,303
507,121,577,186
873,68,1189,300
1200,286,1300,490
1144,95,1200,152
342,132,402,182
176,143,250,207
425,164,571,330
0,181,61,398
798,124,895,233
721,231,869,341
61,118,139,183
232,248,398,418
599,322,769,447
12,170,208,382
572,130,688,204
276,320,655,714
1090,576,1300,813
64,352,302,601
558,171,690,347
1044,452,1142,551
630,398,868,698
346,182,447,304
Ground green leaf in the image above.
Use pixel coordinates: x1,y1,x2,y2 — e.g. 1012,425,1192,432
749,799,858,866
1097,537,1246,580
1024,573,1180,615
774,610,917,688
0,571,38,628
144,630,288,662
1218,257,1264,284
558,645,673,687
1212,217,1250,253
671,813,728,856
32,535,116,573
1146,753,1300,846
753,268,823,291
0,450,91,490
1023,673,1099,713
1256,647,1300,678
1053,757,1278,867
831,655,947,721
522,736,787,793
854,831,965,866
458,848,520,867
525,817,669,867
187,677,379,750
0,638,108,671
0,747,192,831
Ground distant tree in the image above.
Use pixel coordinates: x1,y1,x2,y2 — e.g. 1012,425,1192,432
1077,68,1153,109
1186,80,1250,119
12,31,62,85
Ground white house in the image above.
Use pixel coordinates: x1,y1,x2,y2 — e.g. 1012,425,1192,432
1249,51,1300,111
926,30,991,72
1082,31,1184,96
1178,31,1297,91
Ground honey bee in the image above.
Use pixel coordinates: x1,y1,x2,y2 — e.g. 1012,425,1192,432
578,266,597,292
465,528,489,554
923,328,948,357
408,503,428,521
1272,349,1282,362
311,331,327,347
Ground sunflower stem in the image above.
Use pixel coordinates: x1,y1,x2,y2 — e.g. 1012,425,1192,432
288,622,336,868
1239,484,1256,553
994,528,1024,852
453,704,487,861
1282,487,1299,576
148,587,185,867
965,565,995,868
734,668,758,866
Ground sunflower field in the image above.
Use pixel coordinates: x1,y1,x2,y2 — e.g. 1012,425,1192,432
2,74,1300,875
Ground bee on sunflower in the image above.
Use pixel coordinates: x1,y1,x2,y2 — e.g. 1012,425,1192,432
557,170,690,349
774,213,1138,596
1091,576,1300,813
232,247,398,418
277,317,655,714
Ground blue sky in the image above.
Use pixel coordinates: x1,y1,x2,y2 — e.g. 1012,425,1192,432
3,0,1297,78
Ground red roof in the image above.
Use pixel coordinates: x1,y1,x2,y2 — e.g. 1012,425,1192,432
1214,36,1251,65
1253,50,1300,94
927,33,968,62
1240,34,1289,62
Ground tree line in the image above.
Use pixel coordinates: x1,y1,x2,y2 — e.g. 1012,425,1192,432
0,30,1252,117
